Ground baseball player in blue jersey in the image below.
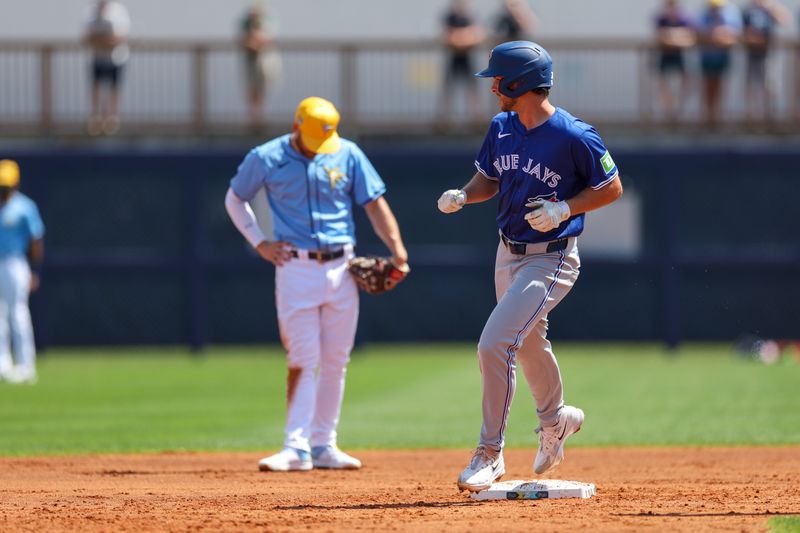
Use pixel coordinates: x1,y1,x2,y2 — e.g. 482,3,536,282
437,41,623,492
225,97,408,472
0,160,45,385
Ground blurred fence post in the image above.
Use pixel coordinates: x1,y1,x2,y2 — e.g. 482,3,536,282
39,45,53,135
638,43,652,127
192,45,208,135
339,44,357,129
794,42,800,128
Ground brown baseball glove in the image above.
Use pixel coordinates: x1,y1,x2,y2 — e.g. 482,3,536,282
347,256,410,295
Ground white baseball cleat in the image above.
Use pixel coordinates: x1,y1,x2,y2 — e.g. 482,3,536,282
258,447,312,472
2,367,37,385
457,446,505,492
311,445,362,470
534,405,584,475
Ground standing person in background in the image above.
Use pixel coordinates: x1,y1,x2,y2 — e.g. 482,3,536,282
82,0,131,136
654,0,695,121
742,0,790,124
0,160,44,385
240,3,281,131
436,41,623,492
493,0,538,46
440,0,486,126
225,97,409,472
697,0,742,128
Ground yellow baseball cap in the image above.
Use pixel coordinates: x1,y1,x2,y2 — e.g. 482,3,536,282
294,97,341,154
709,0,726,6
0,159,20,187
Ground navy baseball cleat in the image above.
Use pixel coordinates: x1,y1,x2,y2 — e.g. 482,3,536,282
533,405,584,475
457,446,505,492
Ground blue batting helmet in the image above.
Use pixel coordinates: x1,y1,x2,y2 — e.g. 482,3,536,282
475,41,553,98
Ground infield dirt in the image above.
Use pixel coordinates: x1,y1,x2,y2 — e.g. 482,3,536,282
1,447,799,532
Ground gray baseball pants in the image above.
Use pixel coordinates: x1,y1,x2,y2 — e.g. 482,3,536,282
477,237,580,452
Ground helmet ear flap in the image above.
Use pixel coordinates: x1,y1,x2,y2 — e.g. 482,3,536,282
498,76,527,98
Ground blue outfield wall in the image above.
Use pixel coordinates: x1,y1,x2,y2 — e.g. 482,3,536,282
9,142,800,348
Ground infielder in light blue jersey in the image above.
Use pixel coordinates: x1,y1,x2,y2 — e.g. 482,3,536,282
226,97,408,472
0,160,45,385
437,41,624,492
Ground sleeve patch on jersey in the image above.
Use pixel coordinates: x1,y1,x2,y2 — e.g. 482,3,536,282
600,151,616,174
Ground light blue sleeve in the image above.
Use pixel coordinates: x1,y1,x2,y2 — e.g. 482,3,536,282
25,201,45,240
230,149,268,202
350,145,386,206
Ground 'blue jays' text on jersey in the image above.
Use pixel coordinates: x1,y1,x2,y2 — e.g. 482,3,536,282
474,108,619,244
0,192,45,257
230,134,386,250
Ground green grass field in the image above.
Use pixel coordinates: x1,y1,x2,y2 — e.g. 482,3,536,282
769,517,800,533
1,343,798,456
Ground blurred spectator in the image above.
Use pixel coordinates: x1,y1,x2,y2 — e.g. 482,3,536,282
697,0,742,128
240,3,281,131
654,0,695,121
440,0,486,124
82,0,130,136
493,0,538,45
742,0,790,123
0,160,44,385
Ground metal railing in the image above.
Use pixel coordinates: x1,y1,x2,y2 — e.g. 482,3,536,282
1,38,799,136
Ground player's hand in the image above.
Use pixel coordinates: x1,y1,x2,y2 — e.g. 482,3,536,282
524,200,571,232
437,189,467,214
391,249,409,271
255,240,293,266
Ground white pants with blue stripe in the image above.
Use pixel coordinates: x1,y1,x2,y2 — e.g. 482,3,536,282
477,238,580,452
0,256,36,379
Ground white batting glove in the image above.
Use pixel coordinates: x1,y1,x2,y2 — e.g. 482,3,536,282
524,200,571,232
437,189,467,214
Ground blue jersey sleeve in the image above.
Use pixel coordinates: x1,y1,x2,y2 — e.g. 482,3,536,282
474,123,499,180
25,202,45,240
350,145,386,206
574,128,619,190
230,149,268,201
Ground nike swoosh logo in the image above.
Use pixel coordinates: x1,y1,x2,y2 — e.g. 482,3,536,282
498,132,512,139
558,424,568,441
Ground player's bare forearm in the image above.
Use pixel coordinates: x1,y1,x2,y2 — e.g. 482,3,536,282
565,175,623,216
463,172,500,204
27,238,44,265
364,196,408,266
27,239,44,292
254,240,292,266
